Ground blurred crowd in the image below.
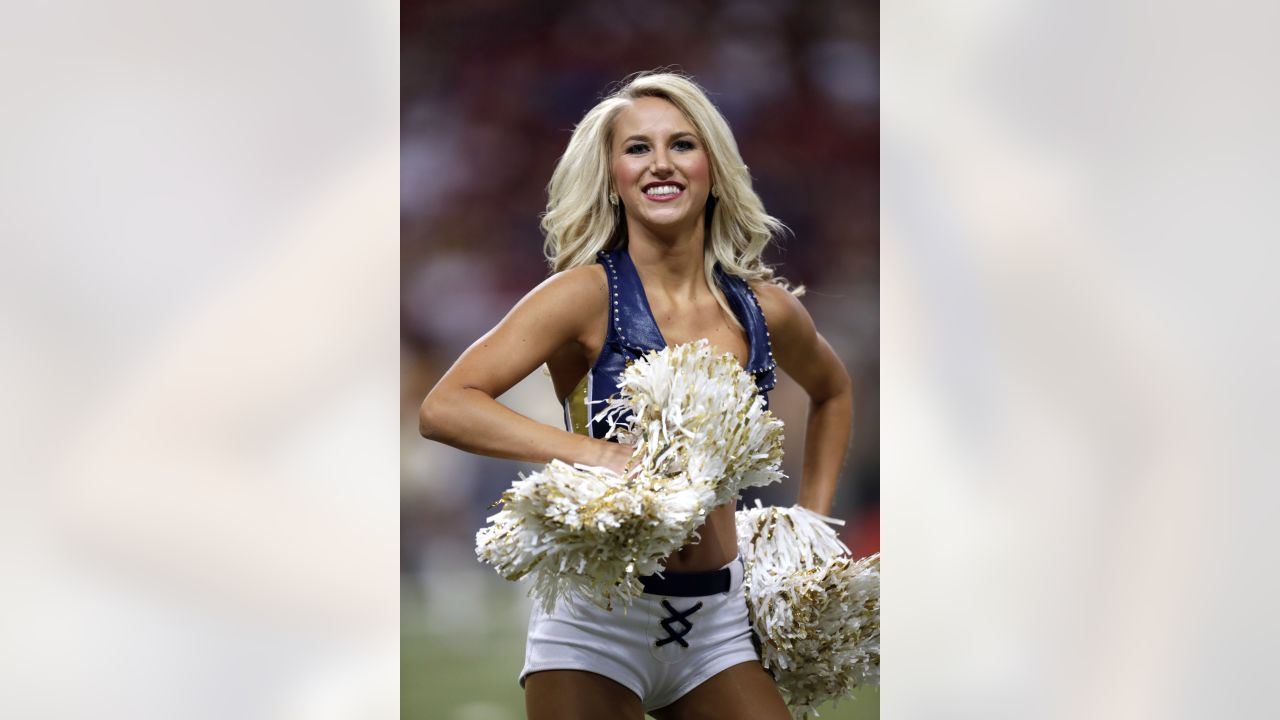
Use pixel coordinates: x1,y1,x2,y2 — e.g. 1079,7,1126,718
401,0,879,585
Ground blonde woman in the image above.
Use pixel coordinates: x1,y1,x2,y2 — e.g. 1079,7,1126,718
420,71,853,720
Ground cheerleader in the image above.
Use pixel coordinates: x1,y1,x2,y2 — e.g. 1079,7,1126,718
420,71,853,720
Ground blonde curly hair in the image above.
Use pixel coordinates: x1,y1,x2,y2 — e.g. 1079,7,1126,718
540,71,799,321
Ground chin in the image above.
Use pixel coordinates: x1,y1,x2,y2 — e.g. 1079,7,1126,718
639,213,696,231
641,204,704,225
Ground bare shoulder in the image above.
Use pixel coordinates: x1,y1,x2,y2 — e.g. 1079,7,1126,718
514,263,607,343
749,279,848,396
437,263,607,399
522,264,606,313
545,263,607,296
749,280,815,342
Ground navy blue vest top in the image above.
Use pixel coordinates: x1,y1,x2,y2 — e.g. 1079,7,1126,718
561,248,777,440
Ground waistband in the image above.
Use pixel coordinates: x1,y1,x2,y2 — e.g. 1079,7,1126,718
638,557,743,597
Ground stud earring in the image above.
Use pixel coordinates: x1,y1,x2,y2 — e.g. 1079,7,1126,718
710,186,719,198
608,191,618,206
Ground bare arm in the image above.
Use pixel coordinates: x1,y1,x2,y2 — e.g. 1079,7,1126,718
419,265,631,473
754,283,855,515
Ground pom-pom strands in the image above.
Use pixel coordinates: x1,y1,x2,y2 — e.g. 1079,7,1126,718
736,504,880,718
736,500,850,570
601,340,786,505
475,461,712,612
476,340,785,612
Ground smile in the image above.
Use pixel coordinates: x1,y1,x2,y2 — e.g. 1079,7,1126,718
642,183,684,202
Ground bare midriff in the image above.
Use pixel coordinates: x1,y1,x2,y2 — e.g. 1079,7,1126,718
556,373,743,573
660,501,739,572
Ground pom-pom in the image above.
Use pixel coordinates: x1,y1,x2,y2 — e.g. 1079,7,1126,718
601,340,786,505
737,503,880,718
476,460,713,612
476,340,784,611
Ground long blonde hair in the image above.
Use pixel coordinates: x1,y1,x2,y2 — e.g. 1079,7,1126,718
540,71,799,319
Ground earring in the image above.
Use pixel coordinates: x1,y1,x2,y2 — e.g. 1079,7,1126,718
609,191,618,206
710,186,719,198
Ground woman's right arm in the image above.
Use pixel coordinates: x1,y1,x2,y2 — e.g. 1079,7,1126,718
419,265,631,473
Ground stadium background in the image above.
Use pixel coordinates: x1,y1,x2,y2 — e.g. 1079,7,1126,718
401,1,879,717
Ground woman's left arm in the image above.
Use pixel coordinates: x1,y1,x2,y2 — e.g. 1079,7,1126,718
753,283,854,515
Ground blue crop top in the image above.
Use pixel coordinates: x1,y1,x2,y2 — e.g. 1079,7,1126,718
562,247,777,440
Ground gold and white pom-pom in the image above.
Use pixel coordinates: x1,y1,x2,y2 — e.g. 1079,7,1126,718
601,340,786,506
737,503,880,718
476,340,785,612
476,460,714,612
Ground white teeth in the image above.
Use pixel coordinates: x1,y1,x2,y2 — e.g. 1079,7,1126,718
644,185,681,196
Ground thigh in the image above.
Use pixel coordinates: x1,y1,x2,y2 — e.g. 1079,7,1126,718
523,669,645,720
650,661,790,720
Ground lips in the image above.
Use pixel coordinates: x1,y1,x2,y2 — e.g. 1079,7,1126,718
642,182,685,202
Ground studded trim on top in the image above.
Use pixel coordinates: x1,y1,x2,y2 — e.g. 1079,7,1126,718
593,244,773,404
600,251,625,345
597,249,669,357
742,282,777,393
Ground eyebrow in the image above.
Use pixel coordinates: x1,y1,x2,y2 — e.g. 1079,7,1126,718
620,131,698,144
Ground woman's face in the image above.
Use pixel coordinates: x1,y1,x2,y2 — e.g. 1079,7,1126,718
610,97,712,233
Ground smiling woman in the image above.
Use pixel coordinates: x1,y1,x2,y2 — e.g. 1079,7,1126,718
612,101,710,220
539,74,791,312
418,71,854,720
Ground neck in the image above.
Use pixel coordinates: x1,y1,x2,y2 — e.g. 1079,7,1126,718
624,217,708,296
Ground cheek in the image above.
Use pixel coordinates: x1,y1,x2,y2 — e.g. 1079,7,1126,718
612,158,640,188
683,155,710,184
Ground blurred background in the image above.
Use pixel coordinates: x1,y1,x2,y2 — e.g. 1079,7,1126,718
400,1,879,717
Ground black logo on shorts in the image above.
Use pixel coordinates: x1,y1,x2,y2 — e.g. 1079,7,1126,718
655,599,703,648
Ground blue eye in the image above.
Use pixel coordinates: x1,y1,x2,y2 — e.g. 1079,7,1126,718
673,139,696,151
625,143,649,155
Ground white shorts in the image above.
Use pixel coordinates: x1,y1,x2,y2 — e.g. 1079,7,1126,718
520,558,760,713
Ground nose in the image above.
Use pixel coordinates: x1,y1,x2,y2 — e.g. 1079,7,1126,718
650,151,673,178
